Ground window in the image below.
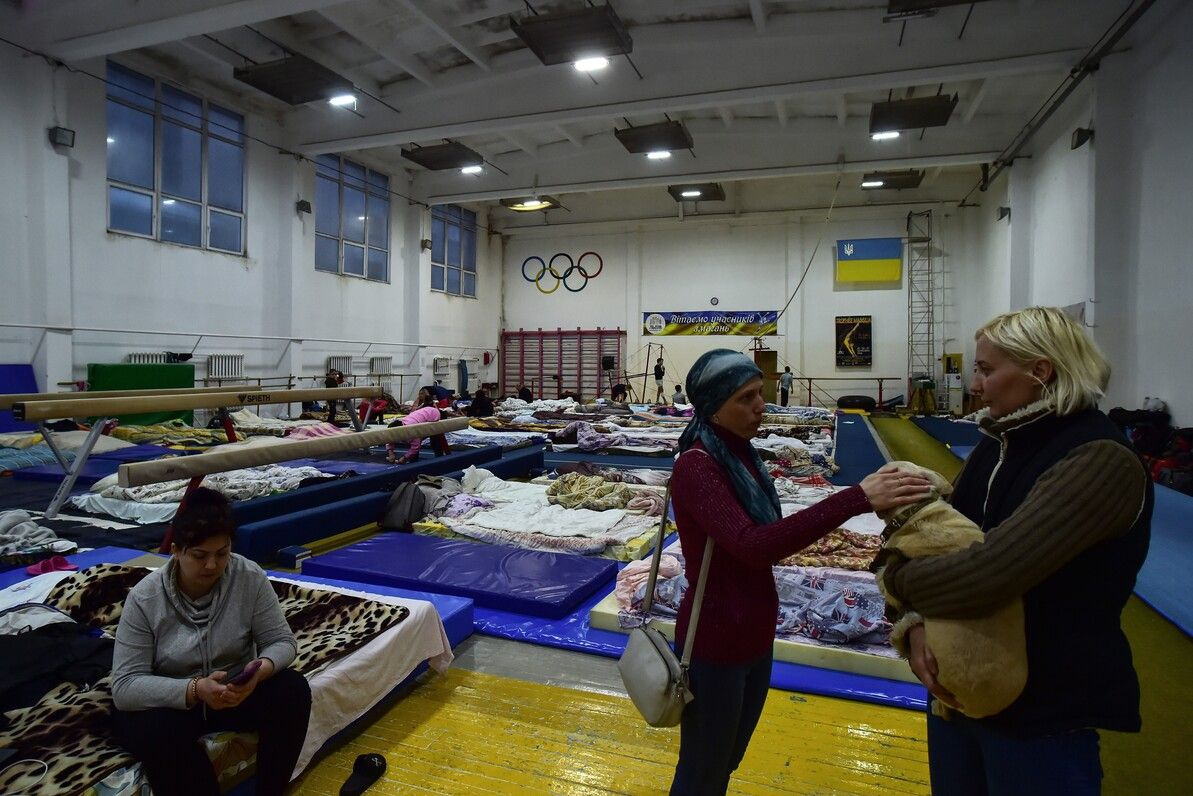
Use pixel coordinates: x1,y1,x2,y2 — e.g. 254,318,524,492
314,155,390,282
105,62,246,254
431,205,477,297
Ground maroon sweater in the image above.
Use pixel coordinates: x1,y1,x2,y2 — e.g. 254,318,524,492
671,426,872,664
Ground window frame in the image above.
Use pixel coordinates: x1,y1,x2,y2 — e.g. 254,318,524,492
313,155,391,283
104,62,247,255
430,204,478,299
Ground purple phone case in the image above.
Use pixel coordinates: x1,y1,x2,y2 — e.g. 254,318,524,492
229,660,261,685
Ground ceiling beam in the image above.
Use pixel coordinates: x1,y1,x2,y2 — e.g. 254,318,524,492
43,0,353,61
836,94,848,127
502,130,539,158
962,78,988,124
749,0,768,33
249,19,383,99
774,100,788,128
555,124,584,149
319,7,436,87
397,0,490,72
717,107,734,128
301,50,1081,155
425,151,1002,205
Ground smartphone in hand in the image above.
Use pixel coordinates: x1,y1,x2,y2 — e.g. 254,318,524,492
226,659,262,686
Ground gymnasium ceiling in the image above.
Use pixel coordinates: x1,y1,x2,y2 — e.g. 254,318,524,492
4,0,1149,221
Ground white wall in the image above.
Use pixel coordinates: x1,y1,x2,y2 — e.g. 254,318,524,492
502,205,965,405
953,178,1012,384
0,48,500,400
1092,2,1193,424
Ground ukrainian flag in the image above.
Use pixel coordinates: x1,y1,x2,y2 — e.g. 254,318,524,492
835,238,903,282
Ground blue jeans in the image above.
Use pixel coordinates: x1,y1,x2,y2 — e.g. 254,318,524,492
670,652,772,796
927,707,1103,795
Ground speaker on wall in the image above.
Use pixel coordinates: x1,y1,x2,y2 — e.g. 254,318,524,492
601,355,616,370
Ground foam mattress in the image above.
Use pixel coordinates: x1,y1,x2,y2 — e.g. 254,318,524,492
302,533,617,619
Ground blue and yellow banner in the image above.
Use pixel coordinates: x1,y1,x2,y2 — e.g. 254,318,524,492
835,238,902,282
643,311,778,336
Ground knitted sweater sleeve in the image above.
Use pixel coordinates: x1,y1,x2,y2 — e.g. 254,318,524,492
883,439,1148,618
671,451,872,566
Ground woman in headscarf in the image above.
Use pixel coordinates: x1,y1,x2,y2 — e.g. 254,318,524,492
668,349,931,796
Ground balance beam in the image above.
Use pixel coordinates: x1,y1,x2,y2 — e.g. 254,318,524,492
12,386,382,422
118,415,471,487
0,385,265,411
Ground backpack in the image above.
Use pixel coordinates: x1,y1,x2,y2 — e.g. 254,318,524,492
378,482,427,531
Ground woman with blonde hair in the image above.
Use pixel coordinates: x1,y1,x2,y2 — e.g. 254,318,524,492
881,306,1153,795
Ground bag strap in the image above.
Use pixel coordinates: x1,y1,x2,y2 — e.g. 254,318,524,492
641,452,715,668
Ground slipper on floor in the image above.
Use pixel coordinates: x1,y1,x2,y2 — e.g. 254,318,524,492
339,753,386,796
25,555,79,575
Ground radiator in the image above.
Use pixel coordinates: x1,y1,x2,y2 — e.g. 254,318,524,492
326,355,354,376
206,353,245,380
368,356,393,377
127,352,168,364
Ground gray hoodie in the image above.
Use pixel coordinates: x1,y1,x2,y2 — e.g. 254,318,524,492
111,554,297,711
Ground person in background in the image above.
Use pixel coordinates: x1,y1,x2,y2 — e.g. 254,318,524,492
112,488,311,796
386,388,450,464
324,368,345,423
517,385,534,402
654,357,667,403
668,349,931,796
610,383,629,403
672,384,688,404
778,366,794,407
467,388,495,418
881,307,1152,795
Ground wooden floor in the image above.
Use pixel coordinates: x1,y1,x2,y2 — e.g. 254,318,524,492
296,667,929,795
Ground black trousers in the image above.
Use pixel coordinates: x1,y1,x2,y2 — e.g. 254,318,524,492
670,651,773,796
113,668,312,796
326,399,339,423
780,388,790,407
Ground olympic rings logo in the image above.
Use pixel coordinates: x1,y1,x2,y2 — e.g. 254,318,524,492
521,251,603,294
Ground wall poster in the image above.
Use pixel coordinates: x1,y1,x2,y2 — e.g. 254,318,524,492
835,316,872,367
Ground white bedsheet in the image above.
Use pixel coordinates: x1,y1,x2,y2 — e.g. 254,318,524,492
268,576,454,776
458,501,637,539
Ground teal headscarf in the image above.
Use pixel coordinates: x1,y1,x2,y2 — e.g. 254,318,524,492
678,349,782,525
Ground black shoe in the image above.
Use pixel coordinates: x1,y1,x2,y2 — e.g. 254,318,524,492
339,753,386,795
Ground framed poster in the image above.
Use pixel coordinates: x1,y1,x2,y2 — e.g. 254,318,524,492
835,316,872,367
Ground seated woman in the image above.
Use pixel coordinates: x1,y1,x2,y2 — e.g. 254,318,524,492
386,388,451,464
466,388,495,418
112,488,311,796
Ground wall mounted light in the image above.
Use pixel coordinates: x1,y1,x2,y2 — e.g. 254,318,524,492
1071,127,1094,150
997,206,1011,221
47,126,76,148
295,199,312,214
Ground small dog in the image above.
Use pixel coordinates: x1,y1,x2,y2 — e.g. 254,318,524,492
874,461,1027,719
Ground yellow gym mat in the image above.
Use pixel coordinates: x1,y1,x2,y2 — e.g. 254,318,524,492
295,667,929,795
588,591,919,685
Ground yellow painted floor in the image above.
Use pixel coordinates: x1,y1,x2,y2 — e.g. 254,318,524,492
295,668,929,795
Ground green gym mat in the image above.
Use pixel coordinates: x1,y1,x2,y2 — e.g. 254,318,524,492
86,363,196,425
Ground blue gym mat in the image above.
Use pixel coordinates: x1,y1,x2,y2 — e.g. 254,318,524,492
910,416,982,448
11,458,118,485
303,533,618,619
0,364,37,433
545,450,674,470
830,413,887,486
1135,485,1193,637
473,573,926,710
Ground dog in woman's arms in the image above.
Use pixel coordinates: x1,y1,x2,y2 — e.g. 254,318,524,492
872,461,1027,719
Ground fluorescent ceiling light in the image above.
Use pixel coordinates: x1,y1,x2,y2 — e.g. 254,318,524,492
328,94,357,107
646,150,671,160
861,180,885,188
573,56,609,72
460,165,483,175
680,190,702,198
871,130,901,141
511,200,551,211
106,137,115,144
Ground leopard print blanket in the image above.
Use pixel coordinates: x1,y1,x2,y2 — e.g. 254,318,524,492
0,564,409,795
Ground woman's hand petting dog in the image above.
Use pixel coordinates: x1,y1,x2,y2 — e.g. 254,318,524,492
859,466,934,513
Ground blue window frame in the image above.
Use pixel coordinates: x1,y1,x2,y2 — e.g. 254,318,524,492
314,155,390,282
105,62,246,254
431,204,477,297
